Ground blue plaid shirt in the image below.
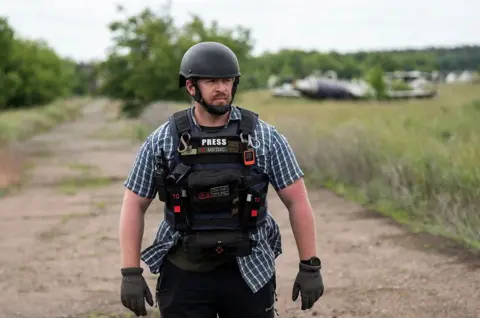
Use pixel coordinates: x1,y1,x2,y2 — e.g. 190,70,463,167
124,105,304,293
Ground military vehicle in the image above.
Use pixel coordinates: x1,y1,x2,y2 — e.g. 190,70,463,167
271,70,438,100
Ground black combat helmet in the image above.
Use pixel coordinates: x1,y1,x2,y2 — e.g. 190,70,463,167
178,41,241,116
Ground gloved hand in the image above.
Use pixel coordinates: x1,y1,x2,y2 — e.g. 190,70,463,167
120,267,154,316
292,262,324,310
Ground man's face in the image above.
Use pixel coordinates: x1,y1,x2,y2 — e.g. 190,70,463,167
187,78,235,105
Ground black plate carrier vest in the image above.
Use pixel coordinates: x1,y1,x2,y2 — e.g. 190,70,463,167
154,107,270,233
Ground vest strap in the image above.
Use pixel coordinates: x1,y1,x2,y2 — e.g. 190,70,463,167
238,107,258,136
172,109,191,136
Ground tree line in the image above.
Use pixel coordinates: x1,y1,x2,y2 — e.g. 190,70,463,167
97,7,480,116
2,7,479,113
0,17,93,110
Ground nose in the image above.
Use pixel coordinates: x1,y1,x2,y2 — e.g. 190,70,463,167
213,78,232,89
218,84,229,92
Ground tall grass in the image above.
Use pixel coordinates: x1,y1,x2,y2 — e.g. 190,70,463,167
236,83,480,249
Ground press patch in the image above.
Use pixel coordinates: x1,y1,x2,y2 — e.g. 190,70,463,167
201,138,227,146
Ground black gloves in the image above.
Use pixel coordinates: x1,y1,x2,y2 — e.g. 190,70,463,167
120,267,154,316
292,262,324,310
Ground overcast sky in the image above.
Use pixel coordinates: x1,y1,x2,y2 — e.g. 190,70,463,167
1,0,478,62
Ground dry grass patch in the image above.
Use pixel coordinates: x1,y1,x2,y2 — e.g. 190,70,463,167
0,97,91,194
0,97,91,145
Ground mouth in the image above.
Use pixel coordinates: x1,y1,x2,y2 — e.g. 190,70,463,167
211,98,228,104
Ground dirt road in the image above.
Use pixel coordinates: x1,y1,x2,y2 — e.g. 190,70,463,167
0,100,479,318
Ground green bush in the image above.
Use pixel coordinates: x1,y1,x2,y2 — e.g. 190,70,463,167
0,16,92,110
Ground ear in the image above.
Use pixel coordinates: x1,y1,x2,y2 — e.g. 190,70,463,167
186,79,195,96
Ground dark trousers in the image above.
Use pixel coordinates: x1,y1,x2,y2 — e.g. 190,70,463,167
155,259,277,318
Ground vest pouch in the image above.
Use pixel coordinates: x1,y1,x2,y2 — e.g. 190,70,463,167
239,172,269,228
187,169,243,213
181,230,255,261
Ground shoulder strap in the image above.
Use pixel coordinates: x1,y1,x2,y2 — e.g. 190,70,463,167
168,108,192,163
238,107,258,136
172,109,191,136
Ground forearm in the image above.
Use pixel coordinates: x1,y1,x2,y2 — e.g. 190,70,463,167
119,202,146,268
287,199,317,260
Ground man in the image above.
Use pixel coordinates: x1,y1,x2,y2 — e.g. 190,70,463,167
119,41,324,318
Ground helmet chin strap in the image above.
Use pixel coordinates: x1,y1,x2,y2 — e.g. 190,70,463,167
192,78,239,117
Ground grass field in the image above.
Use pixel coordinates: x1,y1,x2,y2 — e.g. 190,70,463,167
0,97,91,146
233,83,480,250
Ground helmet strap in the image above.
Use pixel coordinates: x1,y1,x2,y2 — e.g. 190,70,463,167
192,78,239,117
